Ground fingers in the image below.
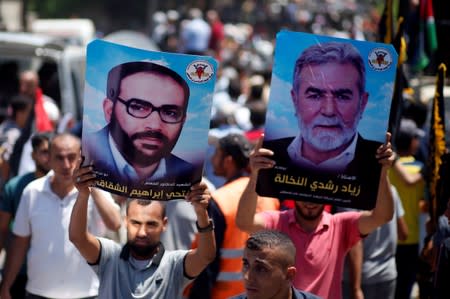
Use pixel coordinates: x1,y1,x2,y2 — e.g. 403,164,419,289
76,153,85,169
385,132,391,144
254,133,265,151
73,165,96,187
185,182,210,208
376,132,394,167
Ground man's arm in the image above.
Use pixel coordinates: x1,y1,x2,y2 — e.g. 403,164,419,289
236,137,275,233
0,210,12,251
184,181,216,278
91,188,121,231
0,234,30,299
347,241,364,299
68,165,101,264
358,133,395,236
392,159,423,186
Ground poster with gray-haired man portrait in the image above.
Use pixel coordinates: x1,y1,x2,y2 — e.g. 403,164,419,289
257,31,397,210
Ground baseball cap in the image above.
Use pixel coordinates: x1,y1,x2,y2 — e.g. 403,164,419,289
218,133,252,169
399,118,425,138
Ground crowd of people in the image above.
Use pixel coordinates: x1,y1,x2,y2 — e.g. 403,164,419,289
0,2,448,299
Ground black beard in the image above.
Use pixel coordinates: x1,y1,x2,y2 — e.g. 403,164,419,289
295,204,324,221
35,163,50,175
128,240,159,258
109,112,170,166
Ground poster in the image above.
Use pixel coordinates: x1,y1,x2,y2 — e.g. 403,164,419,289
82,39,216,200
256,31,397,210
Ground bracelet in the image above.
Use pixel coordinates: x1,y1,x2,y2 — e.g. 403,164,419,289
196,219,214,233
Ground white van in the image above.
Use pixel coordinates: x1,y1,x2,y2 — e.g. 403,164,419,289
0,31,86,120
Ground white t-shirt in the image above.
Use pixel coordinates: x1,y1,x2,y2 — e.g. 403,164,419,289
13,173,115,298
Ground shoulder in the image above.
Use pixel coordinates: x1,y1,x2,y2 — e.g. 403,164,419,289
330,210,361,225
84,126,109,143
166,154,196,177
97,237,122,261
293,287,323,299
167,154,193,167
22,175,47,194
163,249,189,263
264,137,295,150
356,135,381,151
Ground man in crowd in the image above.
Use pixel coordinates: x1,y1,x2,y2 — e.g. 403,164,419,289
69,161,216,298
19,70,59,132
389,118,426,299
0,133,52,298
230,230,322,299
0,133,121,299
188,133,279,299
83,61,197,186
236,133,395,299
0,95,34,183
342,185,408,299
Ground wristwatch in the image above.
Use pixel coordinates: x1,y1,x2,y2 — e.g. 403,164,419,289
196,219,215,233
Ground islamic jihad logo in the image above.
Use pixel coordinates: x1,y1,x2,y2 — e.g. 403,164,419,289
186,60,214,83
368,48,393,71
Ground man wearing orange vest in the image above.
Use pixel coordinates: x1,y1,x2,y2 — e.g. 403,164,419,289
188,133,280,299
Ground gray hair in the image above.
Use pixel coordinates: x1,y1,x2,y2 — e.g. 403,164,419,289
292,42,366,96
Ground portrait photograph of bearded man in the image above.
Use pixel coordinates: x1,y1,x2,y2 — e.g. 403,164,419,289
81,40,216,199
257,31,397,210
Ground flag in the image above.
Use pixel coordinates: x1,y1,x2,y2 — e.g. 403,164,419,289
424,0,438,53
427,63,447,221
388,17,408,142
378,0,394,44
413,0,438,71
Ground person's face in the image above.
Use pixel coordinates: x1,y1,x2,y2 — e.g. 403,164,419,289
19,73,39,98
32,140,50,174
291,63,368,154
242,247,295,299
126,201,167,259
294,201,324,221
104,71,187,166
410,136,421,155
49,137,80,182
211,146,227,176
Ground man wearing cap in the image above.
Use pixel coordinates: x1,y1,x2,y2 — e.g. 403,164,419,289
389,118,426,299
83,61,198,187
187,133,280,299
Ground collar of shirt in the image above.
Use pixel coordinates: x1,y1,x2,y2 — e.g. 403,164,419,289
287,134,358,172
287,208,331,234
108,133,167,181
120,242,165,268
43,170,78,202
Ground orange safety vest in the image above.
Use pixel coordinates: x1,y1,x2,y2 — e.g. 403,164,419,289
211,176,279,299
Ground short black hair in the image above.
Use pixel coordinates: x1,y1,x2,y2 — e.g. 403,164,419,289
31,132,53,151
106,61,190,111
126,199,166,218
246,230,296,267
218,133,252,170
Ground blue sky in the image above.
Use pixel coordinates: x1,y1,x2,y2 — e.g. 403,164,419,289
82,39,217,164
264,31,398,143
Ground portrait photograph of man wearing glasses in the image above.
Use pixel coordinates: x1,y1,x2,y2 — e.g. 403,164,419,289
81,41,216,197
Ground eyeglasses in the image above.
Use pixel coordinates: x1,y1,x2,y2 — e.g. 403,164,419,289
115,97,185,124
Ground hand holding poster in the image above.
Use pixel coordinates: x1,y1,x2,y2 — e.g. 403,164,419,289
257,31,397,210
82,40,216,200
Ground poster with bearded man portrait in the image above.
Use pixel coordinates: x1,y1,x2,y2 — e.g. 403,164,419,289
81,39,216,200
256,31,397,210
